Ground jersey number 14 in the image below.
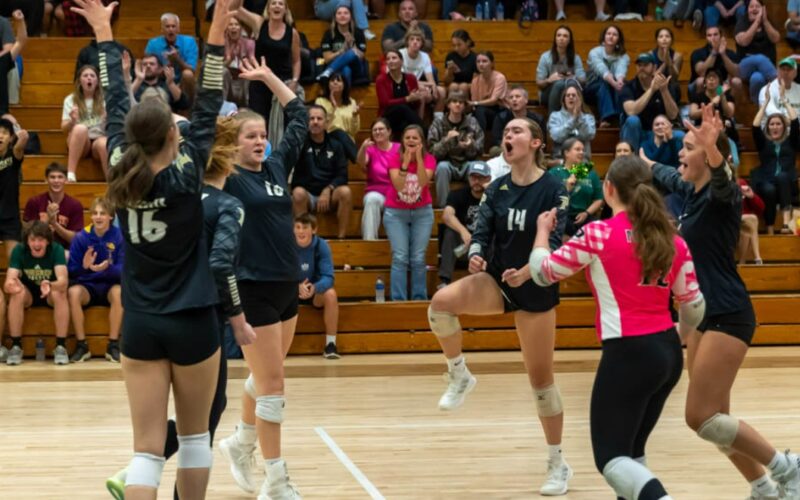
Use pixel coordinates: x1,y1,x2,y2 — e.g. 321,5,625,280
507,208,527,232
128,210,167,244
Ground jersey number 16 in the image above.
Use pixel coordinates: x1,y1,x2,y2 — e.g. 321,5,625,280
128,210,167,244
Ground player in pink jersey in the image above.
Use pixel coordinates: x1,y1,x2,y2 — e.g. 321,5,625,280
530,155,706,500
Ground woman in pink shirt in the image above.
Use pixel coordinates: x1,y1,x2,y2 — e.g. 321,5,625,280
383,124,434,300
357,118,400,240
469,51,507,131
530,155,706,500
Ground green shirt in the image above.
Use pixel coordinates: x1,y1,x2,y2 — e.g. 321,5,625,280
548,166,603,214
8,242,67,286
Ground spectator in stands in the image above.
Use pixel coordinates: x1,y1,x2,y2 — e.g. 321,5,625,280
131,54,190,112
547,138,604,237
145,13,198,90
22,162,83,248
292,105,353,240
61,65,107,183
491,86,546,151
428,91,484,208
75,38,134,80
615,140,633,157
469,51,507,131
0,117,27,261
788,0,800,46
315,0,375,41
380,0,431,50
317,3,368,86
641,115,683,168
703,0,746,28
737,178,764,265
223,16,255,108
548,83,596,159
584,25,629,128
3,220,69,365
401,28,445,118
553,0,609,21
67,197,123,364
751,85,800,235
438,161,490,289
43,0,65,34
60,0,117,37
315,72,361,141
689,25,742,100
0,11,25,117
652,28,683,88
690,68,740,167
384,124,434,301
294,212,340,359
376,49,424,140
734,0,779,103
236,0,303,145
358,118,399,240
443,29,476,96
758,57,800,119
620,52,680,152
536,25,586,113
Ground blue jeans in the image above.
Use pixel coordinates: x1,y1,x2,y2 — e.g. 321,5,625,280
584,79,621,122
315,0,369,31
383,206,434,301
703,4,745,27
621,116,685,153
739,54,777,103
323,49,365,85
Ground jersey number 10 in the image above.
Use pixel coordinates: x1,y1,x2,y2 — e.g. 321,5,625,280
128,210,168,244
507,208,527,232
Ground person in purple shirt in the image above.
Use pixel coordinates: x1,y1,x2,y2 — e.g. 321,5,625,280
22,162,84,249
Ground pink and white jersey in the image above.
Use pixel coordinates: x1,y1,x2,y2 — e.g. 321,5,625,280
532,212,702,341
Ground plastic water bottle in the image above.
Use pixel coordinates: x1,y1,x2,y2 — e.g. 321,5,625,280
496,2,504,20
35,338,45,361
375,277,385,303
484,1,491,19
655,6,664,20
475,2,483,20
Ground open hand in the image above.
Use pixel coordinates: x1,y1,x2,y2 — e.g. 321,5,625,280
239,56,275,82
70,0,118,30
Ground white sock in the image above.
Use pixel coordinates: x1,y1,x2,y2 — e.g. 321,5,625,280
446,355,466,373
751,473,778,495
768,451,790,476
326,335,336,345
265,457,282,467
236,421,257,446
548,444,563,465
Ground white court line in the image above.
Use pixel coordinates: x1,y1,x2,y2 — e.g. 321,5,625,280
315,426,386,500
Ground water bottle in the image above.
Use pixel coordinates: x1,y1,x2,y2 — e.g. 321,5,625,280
655,6,664,20
496,2,504,20
35,338,45,361
484,1,491,19
375,277,385,303
475,2,483,20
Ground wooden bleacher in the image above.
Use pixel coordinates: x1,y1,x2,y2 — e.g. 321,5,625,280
4,1,800,357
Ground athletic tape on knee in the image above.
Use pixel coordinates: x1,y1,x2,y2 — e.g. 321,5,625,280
255,395,285,424
602,456,656,500
534,384,563,417
126,452,166,488
428,306,461,338
177,432,213,469
697,413,739,448
244,374,256,399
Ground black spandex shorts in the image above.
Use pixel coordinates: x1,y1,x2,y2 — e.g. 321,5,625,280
239,280,299,327
697,305,756,345
0,218,20,241
121,306,220,365
487,263,559,313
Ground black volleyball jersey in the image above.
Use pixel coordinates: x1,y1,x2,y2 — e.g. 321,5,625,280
0,148,22,221
224,98,307,283
470,170,568,275
100,42,224,313
653,162,751,316
203,185,244,317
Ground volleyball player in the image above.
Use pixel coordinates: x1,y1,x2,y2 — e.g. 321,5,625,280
647,104,800,499
217,58,307,499
530,155,706,500
427,118,573,496
73,0,232,498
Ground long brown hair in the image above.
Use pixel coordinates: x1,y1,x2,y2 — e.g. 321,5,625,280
107,98,174,207
399,124,427,155
606,155,675,283
206,116,240,181
72,65,105,121
522,118,546,169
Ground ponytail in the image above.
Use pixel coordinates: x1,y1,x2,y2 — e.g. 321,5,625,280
206,116,240,181
107,142,156,208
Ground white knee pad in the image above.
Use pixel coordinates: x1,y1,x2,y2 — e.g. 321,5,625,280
177,432,213,469
697,413,739,448
428,306,461,338
603,456,655,500
255,395,285,424
126,452,166,488
534,384,563,417
244,374,256,399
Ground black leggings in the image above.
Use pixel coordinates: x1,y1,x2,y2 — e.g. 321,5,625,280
591,329,683,474
383,104,424,141
753,172,797,226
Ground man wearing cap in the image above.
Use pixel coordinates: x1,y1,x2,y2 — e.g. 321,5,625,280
758,56,800,119
428,90,484,208
438,161,491,289
620,52,680,152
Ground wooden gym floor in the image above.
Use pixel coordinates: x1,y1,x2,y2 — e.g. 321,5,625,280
1,347,799,499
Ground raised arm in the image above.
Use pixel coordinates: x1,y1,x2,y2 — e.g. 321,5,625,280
8,10,27,59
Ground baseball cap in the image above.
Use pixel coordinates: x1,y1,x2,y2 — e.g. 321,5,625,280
468,161,491,177
636,52,656,65
779,57,798,69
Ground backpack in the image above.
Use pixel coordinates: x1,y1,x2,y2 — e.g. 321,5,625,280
663,0,695,20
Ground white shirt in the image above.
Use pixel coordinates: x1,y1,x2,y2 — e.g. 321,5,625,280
399,48,433,80
757,79,800,118
487,154,511,182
